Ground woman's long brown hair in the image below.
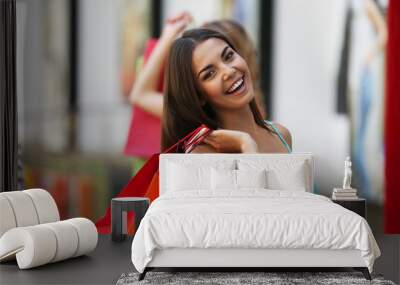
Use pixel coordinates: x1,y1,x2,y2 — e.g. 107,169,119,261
161,28,270,151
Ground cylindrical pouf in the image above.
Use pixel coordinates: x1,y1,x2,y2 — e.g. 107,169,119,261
65,218,98,257
23,189,60,224
42,221,79,262
0,196,17,237
0,192,39,227
0,226,57,269
0,218,97,269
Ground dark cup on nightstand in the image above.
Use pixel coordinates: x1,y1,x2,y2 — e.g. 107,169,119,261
111,197,149,242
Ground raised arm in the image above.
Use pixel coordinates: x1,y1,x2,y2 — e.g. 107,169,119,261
129,12,191,118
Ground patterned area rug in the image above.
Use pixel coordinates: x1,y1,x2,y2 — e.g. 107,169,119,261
116,271,396,285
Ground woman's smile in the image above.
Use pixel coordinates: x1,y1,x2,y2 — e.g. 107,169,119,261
224,75,247,96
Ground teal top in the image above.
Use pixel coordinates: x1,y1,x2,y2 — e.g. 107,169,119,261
265,120,316,192
264,120,292,153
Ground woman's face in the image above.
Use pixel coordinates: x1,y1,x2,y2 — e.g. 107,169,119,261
192,38,254,111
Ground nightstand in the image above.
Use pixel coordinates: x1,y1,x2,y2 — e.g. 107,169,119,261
111,197,150,242
332,198,366,218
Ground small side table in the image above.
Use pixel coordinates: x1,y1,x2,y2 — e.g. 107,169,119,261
332,198,366,218
111,197,149,242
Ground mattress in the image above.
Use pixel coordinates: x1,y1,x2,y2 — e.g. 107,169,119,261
131,189,380,273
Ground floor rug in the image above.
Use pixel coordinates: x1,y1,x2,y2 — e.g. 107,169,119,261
116,271,396,285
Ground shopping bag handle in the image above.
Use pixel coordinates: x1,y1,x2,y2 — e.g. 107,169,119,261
164,124,212,154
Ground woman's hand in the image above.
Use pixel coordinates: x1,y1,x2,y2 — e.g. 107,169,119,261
203,129,258,153
160,12,192,42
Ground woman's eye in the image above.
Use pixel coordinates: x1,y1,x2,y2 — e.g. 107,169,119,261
225,51,234,61
203,70,215,80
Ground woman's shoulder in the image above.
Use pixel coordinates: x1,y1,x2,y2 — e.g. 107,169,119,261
265,121,292,149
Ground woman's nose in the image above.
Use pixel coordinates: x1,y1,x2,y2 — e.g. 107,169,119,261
222,67,236,81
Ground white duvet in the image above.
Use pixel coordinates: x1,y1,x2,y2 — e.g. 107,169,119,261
131,190,380,273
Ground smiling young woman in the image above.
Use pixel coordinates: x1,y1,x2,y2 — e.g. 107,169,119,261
162,29,292,154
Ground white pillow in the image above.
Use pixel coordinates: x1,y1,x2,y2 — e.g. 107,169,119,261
266,162,307,191
236,169,267,188
166,159,236,192
238,159,310,191
167,162,211,191
211,169,267,190
211,168,237,190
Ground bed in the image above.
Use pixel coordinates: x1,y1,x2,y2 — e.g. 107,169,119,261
131,153,380,280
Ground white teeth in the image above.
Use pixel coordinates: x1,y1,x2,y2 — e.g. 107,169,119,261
228,78,244,93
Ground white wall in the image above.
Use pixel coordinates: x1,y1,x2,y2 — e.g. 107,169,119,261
273,0,349,194
78,0,131,154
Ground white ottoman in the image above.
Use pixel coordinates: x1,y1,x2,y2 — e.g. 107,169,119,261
0,189,98,269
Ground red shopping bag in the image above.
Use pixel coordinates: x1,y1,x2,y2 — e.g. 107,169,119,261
96,124,212,234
